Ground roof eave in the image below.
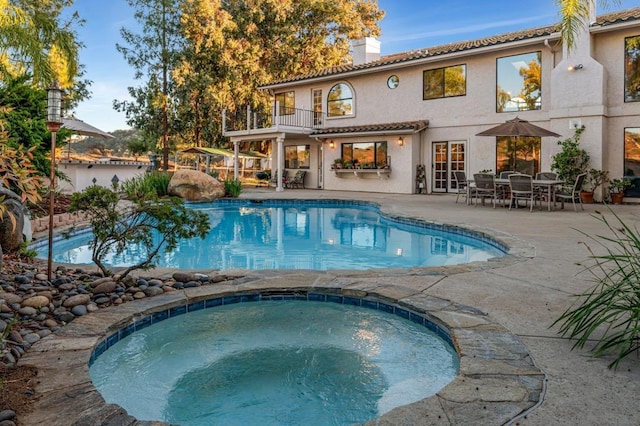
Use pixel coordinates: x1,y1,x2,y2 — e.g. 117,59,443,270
590,19,640,34
260,33,562,91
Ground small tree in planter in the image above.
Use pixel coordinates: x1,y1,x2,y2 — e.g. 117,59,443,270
585,168,609,202
608,178,632,204
551,125,590,188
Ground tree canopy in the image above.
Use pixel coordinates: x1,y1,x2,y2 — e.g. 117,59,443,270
0,0,88,100
557,0,620,51
117,0,384,159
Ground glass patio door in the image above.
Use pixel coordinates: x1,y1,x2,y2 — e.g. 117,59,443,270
431,141,466,193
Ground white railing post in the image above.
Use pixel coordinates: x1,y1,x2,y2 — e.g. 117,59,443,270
233,140,240,181
246,105,251,130
276,136,285,192
274,101,280,128
222,109,226,134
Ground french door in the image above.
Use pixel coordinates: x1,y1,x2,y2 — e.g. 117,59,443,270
432,141,466,193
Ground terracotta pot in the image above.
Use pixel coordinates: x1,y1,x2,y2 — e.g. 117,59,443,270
611,192,624,204
580,191,594,204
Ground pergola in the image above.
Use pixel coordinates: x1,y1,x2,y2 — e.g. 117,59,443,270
175,147,266,179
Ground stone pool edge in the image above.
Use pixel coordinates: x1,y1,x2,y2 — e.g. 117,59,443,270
19,273,545,425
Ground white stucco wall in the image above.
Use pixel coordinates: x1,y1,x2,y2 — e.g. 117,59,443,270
58,160,150,194
263,17,640,196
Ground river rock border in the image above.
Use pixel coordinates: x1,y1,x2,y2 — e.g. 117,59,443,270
19,272,544,425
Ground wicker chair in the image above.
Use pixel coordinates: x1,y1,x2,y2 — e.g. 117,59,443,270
285,170,307,189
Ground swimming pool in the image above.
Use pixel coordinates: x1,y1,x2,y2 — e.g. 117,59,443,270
89,297,459,425
39,200,505,270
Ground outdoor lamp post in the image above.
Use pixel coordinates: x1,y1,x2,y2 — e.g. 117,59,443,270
46,81,63,281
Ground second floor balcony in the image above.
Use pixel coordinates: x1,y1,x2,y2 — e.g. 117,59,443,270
223,104,323,139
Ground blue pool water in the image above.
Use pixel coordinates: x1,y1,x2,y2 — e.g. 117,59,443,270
39,200,504,270
89,300,459,425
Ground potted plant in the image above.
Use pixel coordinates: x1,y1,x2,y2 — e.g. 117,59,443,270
332,158,344,170
608,178,632,204
581,168,609,203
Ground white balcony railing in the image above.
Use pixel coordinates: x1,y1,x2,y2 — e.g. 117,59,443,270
223,102,323,136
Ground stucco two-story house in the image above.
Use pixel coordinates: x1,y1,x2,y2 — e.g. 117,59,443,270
223,7,640,199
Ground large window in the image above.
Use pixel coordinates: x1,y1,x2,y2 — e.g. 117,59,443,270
624,128,640,197
496,52,541,112
285,145,310,169
275,91,295,115
341,142,387,168
624,36,640,102
496,136,540,176
423,65,466,100
327,83,353,116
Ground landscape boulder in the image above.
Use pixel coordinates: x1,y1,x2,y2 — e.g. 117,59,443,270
0,187,29,253
167,169,225,202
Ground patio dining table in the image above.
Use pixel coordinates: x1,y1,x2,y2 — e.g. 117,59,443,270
495,178,564,211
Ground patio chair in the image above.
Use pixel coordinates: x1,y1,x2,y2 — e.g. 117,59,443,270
286,170,307,188
472,173,498,208
271,169,288,187
453,171,471,204
508,174,537,211
499,170,516,179
535,172,557,180
534,172,558,203
555,172,587,211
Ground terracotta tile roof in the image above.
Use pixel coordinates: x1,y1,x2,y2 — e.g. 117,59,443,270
263,7,640,87
312,120,428,137
595,6,640,26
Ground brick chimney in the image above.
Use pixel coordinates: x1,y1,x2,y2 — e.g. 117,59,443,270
351,37,381,66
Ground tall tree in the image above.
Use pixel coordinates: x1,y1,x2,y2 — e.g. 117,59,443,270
116,0,183,170
558,0,620,51
173,0,383,148
0,0,83,90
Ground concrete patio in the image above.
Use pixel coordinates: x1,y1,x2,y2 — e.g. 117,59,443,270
236,189,640,425
21,188,640,425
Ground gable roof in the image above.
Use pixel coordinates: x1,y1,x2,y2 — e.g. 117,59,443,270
261,7,640,89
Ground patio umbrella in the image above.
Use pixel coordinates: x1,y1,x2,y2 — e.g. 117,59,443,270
476,117,560,176
476,116,560,138
61,117,115,160
62,117,114,139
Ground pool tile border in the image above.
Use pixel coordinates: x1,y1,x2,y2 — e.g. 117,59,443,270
21,280,545,426
88,291,456,367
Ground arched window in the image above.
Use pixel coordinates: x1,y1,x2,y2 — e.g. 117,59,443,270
327,83,354,116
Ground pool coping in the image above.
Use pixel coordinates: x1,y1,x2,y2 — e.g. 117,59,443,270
20,275,545,425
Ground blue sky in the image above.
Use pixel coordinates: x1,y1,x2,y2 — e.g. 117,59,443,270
68,0,639,132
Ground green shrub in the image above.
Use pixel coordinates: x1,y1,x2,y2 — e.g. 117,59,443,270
224,179,242,198
68,185,210,280
551,125,590,188
121,171,171,199
552,208,640,369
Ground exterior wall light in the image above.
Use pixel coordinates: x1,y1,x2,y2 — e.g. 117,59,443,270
329,140,335,149
398,136,404,146
568,64,584,71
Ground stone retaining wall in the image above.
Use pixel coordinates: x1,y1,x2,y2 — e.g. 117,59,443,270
31,211,89,233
